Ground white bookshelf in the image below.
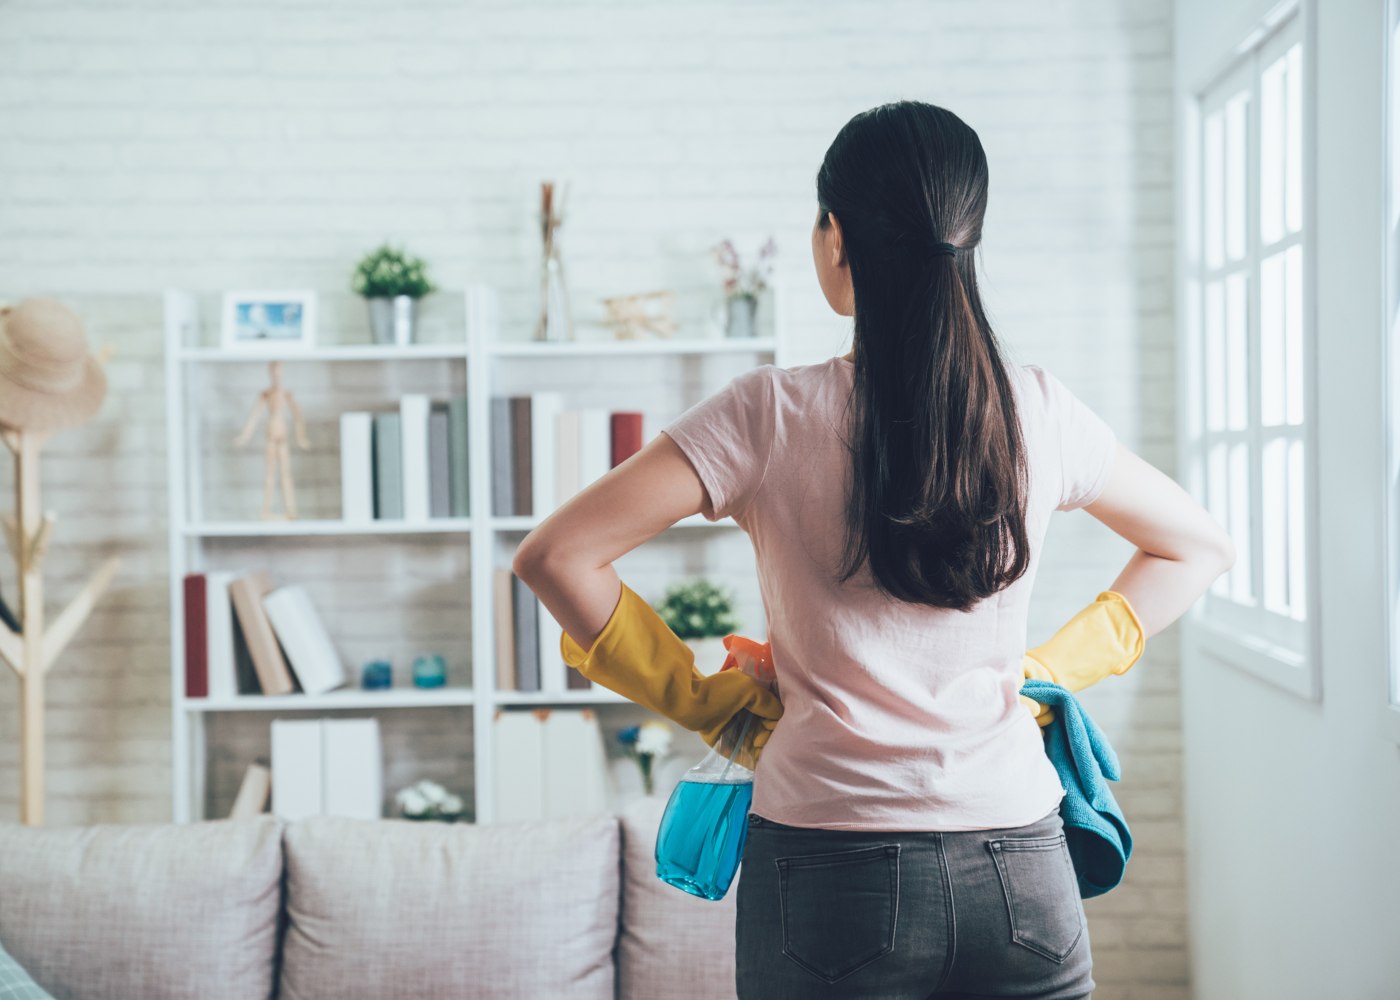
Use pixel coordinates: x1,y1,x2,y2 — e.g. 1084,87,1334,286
165,282,787,824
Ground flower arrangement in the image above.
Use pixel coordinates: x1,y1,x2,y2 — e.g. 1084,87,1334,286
656,579,739,640
352,243,437,300
713,236,777,301
395,779,466,822
617,720,673,795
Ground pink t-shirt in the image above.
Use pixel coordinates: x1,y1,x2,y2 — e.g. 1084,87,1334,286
661,356,1118,831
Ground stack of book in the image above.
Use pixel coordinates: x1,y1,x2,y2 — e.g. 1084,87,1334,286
490,393,645,517
340,393,470,523
492,708,607,822
494,566,593,696
270,718,383,821
183,572,349,699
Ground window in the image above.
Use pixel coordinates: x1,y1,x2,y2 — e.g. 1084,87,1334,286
1185,4,1318,698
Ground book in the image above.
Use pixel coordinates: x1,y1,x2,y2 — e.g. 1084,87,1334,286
512,572,539,692
229,760,271,819
400,394,431,522
228,572,296,696
510,396,532,516
578,408,613,494
447,393,470,517
555,411,581,504
271,719,323,820
494,566,516,692
490,396,514,516
182,573,208,698
428,402,451,519
339,411,374,523
493,710,545,823
323,718,382,819
537,594,565,696
541,709,607,820
372,411,403,519
231,615,261,695
206,570,239,701
261,585,347,696
611,411,644,468
530,392,566,518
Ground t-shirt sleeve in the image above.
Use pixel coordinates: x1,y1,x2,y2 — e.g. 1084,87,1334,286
1033,365,1118,511
661,364,776,522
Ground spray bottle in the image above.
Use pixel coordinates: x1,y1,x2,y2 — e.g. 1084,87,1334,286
654,634,778,900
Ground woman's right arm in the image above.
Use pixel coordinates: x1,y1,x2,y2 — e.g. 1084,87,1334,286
1083,441,1236,640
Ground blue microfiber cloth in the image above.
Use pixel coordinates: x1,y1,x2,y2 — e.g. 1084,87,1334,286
1019,677,1133,898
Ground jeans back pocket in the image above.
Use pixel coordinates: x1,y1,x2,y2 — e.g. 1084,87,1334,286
988,832,1084,962
774,843,900,984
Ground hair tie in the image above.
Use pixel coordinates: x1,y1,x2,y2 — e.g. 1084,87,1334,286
927,240,959,258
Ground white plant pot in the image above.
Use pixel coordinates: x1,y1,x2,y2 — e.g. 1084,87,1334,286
684,636,731,676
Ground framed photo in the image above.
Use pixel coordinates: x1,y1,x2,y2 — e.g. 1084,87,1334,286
220,291,317,351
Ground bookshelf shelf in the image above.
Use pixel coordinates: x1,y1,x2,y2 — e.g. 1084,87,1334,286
182,688,477,712
166,281,788,827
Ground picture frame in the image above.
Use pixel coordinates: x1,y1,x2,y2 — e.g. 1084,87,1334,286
220,291,317,351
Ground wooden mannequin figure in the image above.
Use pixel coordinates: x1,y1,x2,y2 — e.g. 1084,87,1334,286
234,361,310,520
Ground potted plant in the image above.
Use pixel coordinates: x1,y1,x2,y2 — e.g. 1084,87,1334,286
712,236,777,339
395,778,467,822
616,720,673,796
352,243,437,346
656,579,740,675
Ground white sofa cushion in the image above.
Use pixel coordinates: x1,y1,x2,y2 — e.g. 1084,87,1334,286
0,815,284,1000
280,814,619,1000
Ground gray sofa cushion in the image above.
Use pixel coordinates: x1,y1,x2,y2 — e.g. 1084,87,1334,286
0,816,284,1000
280,814,619,1000
617,795,739,999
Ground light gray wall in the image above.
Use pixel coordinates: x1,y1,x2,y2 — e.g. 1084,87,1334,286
0,2,1182,994
1172,1,1399,998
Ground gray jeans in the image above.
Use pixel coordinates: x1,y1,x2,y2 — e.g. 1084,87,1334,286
734,806,1094,999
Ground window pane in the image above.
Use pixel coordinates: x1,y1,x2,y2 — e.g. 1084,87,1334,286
1261,251,1284,425
1285,243,1304,423
1260,52,1286,245
1230,441,1253,604
1262,437,1287,614
1285,43,1303,234
1287,439,1306,621
1205,279,1226,430
1226,271,1249,431
1205,109,1224,270
1209,442,1230,597
1226,93,1249,261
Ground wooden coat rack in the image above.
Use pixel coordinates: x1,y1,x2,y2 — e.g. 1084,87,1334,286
1,426,120,826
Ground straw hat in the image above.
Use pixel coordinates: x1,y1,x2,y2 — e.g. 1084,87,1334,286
0,298,107,432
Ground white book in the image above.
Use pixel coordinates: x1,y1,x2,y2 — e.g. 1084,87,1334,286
205,571,238,701
262,585,348,696
555,410,581,504
271,720,323,821
339,411,374,523
530,392,567,518
400,394,431,523
323,718,382,820
577,408,613,492
229,761,271,819
494,710,543,823
537,598,566,696
541,709,607,820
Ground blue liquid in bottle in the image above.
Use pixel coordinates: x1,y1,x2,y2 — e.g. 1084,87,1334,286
655,776,755,900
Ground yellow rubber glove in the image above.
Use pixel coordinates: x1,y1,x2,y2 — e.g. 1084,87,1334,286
1021,590,1146,728
560,582,784,763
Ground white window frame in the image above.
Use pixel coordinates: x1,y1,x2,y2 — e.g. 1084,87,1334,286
1382,0,1400,743
1182,0,1321,700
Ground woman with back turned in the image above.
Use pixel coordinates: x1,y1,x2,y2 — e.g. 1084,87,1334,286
515,100,1234,999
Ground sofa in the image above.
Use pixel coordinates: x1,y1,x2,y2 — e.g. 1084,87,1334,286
0,795,741,1000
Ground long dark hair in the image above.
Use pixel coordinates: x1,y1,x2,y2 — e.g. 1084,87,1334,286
817,100,1029,612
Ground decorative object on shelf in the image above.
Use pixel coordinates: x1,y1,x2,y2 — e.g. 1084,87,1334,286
617,720,673,796
412,653,447,689
713,236,777,338
233,361,311,520
656,578,741,676
220,290,317,351
352,243,437,346
0,297,120,827
600,289,678,341
361,659,393,690
533,179,575,343
396,778,467,822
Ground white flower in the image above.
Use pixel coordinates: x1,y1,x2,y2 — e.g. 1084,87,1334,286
442,793,464,814
635,720,673,758
398,787,430,816
417,780,450,805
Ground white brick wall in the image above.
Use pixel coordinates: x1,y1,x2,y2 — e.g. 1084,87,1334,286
0,1,1181,995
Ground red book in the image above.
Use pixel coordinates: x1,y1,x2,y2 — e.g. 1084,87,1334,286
610,412,644,468
183,573,208,698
